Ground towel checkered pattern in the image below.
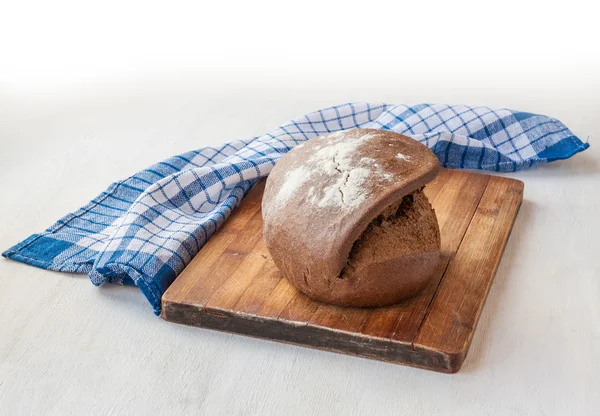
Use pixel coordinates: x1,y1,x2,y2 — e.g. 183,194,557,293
2,103,588,314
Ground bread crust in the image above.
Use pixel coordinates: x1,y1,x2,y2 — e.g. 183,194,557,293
262,129,441,307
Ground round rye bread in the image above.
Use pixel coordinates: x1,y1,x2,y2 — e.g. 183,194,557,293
262,129,441,307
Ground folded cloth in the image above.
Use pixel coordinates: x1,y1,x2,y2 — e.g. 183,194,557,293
2,103,589,314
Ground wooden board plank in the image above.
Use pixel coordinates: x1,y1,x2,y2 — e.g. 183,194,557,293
162,169,524,373
232,254,281,315
258,278,299,318
176,198,264,307
166,181,264,305
413,176,524,369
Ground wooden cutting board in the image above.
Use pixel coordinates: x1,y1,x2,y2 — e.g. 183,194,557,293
162,169,524,373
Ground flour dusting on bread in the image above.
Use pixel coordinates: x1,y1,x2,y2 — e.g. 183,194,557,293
274,166,310,205
270,130,416,213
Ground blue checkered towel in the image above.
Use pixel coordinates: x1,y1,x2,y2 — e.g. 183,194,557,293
2,103,589,314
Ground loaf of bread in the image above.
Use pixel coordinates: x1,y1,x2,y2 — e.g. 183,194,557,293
262,129,441,307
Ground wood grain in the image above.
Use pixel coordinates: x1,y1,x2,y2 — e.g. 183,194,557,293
162,169,524,373
413,176,524,368
173,184,264,306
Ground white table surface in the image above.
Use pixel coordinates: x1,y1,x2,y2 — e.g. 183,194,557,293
1,75,599,415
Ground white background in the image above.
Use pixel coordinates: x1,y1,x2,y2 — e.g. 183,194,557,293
1,1,599,415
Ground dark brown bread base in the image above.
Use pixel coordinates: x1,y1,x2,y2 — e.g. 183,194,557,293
331,189,441,306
